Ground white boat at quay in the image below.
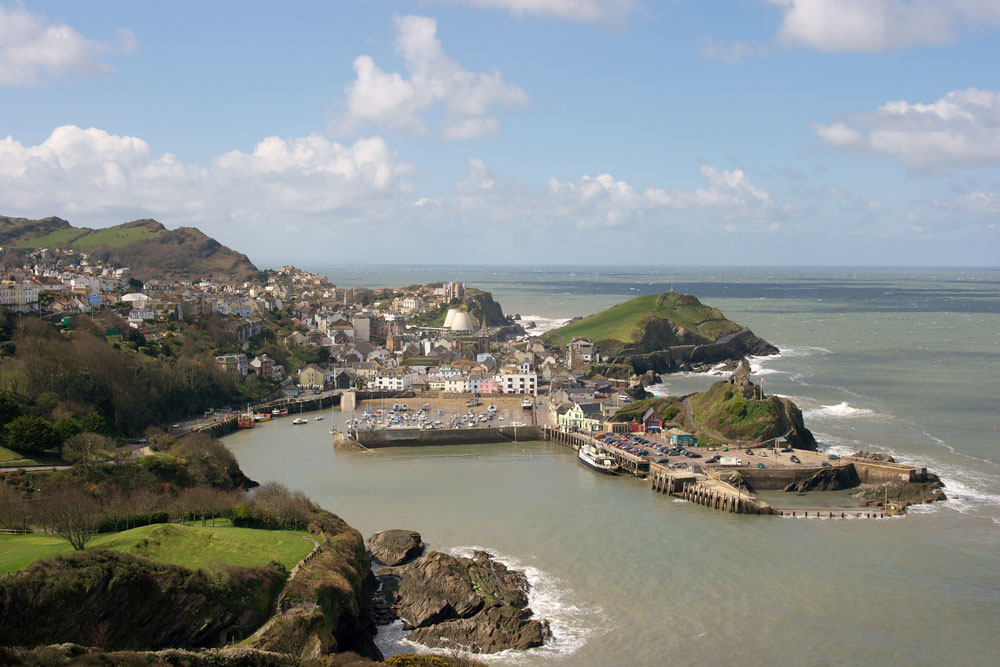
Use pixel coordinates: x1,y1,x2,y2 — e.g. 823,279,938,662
578,444,620,475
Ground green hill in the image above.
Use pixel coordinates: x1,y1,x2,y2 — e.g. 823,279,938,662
544,292,777,372
547,292,741,349
0,523,312,575
0,215,259,281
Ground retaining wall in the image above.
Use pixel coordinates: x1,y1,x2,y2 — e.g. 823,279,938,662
351,425,542,448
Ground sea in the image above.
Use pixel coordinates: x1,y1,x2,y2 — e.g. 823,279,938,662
227,266,1000,666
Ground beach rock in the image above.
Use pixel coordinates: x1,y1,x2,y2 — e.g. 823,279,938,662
853,476,947,508
406,605,548,653
368,529,424,566
397,551,482,628
852,450,897,463
784,465,860,492
395,550,549,654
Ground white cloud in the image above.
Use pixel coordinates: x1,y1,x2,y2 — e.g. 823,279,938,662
0,5,135,85
0,125,414,225
333,14,528,140
812,88,1000,171
0,126,782,257
930,191,1000,217
769,0,1000,52
436,0,637,25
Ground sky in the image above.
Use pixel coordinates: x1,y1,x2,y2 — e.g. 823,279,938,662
0,0,998,266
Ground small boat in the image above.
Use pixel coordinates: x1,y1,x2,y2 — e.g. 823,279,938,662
314,415,324,421
254,412,271,421
272,408,281,416
280,409,289,416
292,418,308,425
578,445,620,475
237,412,255,429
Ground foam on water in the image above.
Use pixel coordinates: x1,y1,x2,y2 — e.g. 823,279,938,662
804,402,877,420
380,545,608,663
519,315,570,336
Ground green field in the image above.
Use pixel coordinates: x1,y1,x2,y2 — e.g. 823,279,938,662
546,292,742,346
0,523,314,575
14,223,164,250
0,445,63,467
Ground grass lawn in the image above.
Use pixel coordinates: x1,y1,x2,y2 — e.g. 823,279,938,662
0,523,314,575
0,445,64,468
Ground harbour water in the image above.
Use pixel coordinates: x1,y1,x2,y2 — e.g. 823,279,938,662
229,266,1000,665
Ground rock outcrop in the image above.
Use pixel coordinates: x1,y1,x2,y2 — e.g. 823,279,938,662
368,530,424,566
0,550,285,650
853,476,947,508
247,512,382,662
784,465,861,492
852,450,897,463
390,550,549,654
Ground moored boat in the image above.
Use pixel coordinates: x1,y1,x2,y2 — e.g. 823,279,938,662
578,444,620,475
237,412,255,429
254,412,271,421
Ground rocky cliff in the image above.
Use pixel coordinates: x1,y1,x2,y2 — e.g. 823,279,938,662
247,512,382,662
0,550,284,650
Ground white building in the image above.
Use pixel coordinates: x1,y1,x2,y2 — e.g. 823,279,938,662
372,369,419,391
498,372,538,396
0,282,40,313
445,375,470,393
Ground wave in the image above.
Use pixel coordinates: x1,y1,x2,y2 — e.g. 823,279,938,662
519,315,571,337
382,545,606,663
804,402,877,420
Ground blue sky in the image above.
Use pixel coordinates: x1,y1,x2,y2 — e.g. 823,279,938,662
1,0,998,266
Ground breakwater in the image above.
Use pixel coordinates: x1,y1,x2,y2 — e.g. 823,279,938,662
340,425,542,449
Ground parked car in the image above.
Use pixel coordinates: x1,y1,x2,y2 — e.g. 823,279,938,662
790,455,801,464
822,461,832,467
745,449,754,455
757,462,766,469
828,454,841,460
758,451,767,457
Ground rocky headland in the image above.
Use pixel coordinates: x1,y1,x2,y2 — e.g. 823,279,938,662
374,547,550,655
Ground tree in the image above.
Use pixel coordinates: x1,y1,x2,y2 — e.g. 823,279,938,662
39,484,101,550
0,391,21,426
62,432,114,467
0,483,30,532
5,415,60,454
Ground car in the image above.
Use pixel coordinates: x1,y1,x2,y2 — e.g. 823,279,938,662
758,451,767,457
669,462,686,469
688,453,702,459
790,455,801,464
828,454,841,460
655,457,670,464
781,447,793,453
707,446,717,451
744,449,754,455
707,455,721,463
821,461,832,467
757,462,766,469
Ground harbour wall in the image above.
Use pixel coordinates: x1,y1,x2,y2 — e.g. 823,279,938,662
350,425,542,448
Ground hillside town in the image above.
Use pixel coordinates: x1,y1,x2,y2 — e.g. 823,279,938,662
0,246,672,433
